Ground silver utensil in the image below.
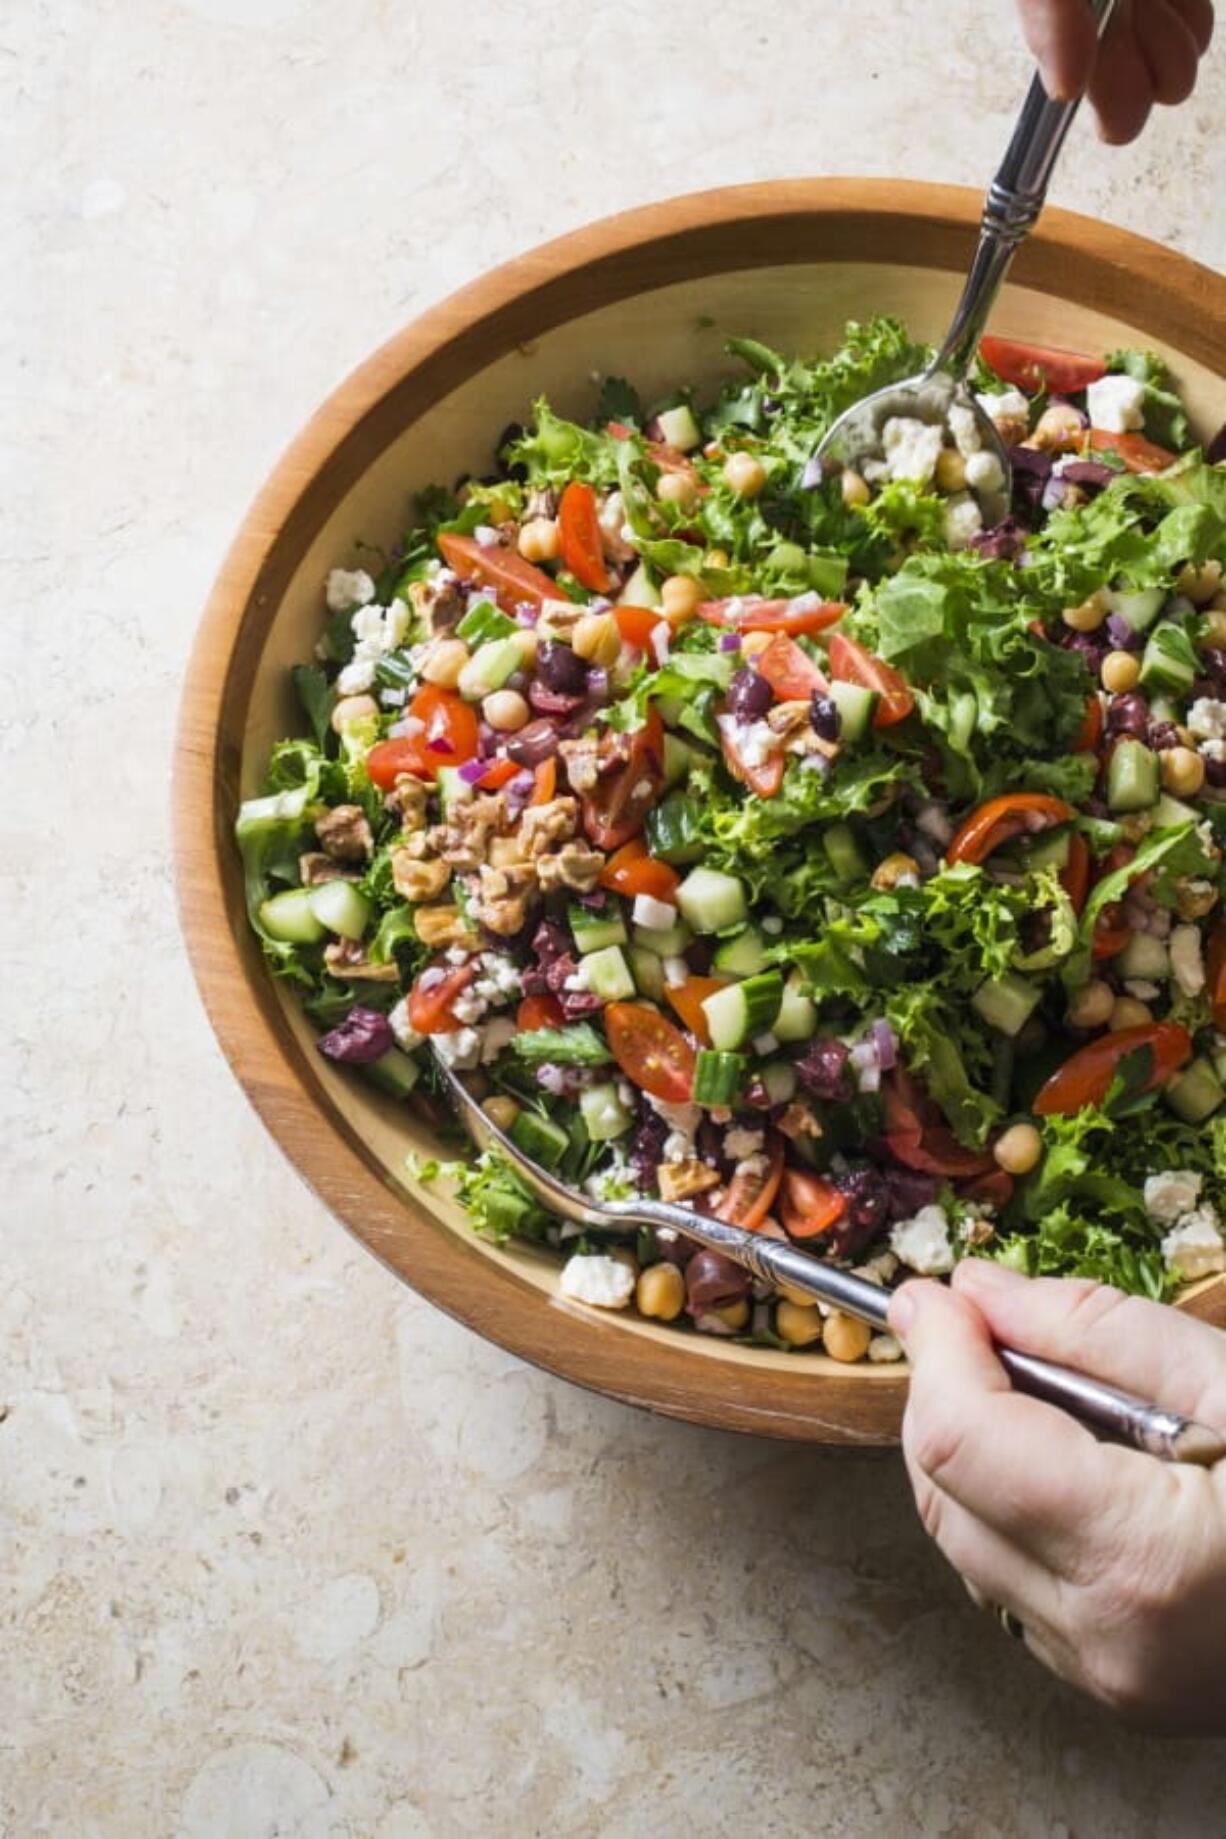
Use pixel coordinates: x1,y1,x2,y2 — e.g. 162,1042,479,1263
432,1051,1226,1465
806,0,1119,515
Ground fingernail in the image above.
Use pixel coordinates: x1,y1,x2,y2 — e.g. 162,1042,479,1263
956,1258,1026,1292
888,1285,917,1336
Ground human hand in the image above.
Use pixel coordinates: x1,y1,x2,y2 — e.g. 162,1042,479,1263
888,1261,1226,1732
1018,0,1215,142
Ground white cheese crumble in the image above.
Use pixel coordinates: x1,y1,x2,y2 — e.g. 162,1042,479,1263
473,953,521,1005
1170,924,1206,998
632,893,679,931
662,955,689,989
1162,1208,1226,1282
724,1126,764,1160
1143,1169,1203,1225
716,716,779,770
336,596,411,695
647,1094,702,1137
1086,373,1146,435
448,989,488,1026
977,387,1030,429
387,997,424,1054
890,1204,955,1276
965,449,1005,495
662,1129,694,1162
946,402,983,458
558,1254,635,1309
432,1027,483,1070
752,1032,779,1057
337,657,377,695
943,491,984,551
882,415,944,486
480,1017,516,1063
325,567,376,613
1186,698,1226,742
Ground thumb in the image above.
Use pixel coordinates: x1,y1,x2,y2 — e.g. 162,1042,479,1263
1016,0,1101,100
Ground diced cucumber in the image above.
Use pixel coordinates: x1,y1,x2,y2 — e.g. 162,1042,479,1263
1026,827,1072,873
645,793,705,865
662,733,699,791
628,945,666,1003
1149,694,1180,725
581,945,636,1001
1140,624,1198,698
260,887,327,944
712,926,770,979
1164,1057,1225,1124
457,635,525,701
656,403,702,453
692,1049,747,1106
510,1109,571,1169
307,879,372,941
1105,585,1166,633
676,866,749,934
1107,738,1160,813
436,765,474,809
580,1080,634,1141
828,679,877,742
760,1060,798,1106
362,1046,420,1098
823,821,869,885
633,919,692,957
971,972,1042,1038
702,972,783,1051
569,902,628,954
456,599,517,645
773,974,818,1044
1117,933,1170,981
619,562,661,608
1153,792,1202,829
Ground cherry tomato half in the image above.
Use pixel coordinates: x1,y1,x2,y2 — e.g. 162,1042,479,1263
697,597,846,638
663,975,727,1048
1075,695,1104,753
557,480,612,593
437,530,557,611
366,685,481,787
1033,1022,1192,1117
600,837,680,904
881,1070,997,1179
408,961,478,1035
580,710,667,850
1060,833,1091,914
946,794,1075,866
1085,429,1178,475
828,633,914,728
720,721,784,798
778,1168,847,1240
516,993,565,1032
716,1134,785,1231
979,336,1107,396
1208,924,1226,1030
615,605,673,651
604,1001,696,1104
755,633,830,701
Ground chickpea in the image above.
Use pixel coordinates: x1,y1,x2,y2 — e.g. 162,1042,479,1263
934,447,968,494
420,637,469,689
871,852,921,892
1110,996,1153,1032
518,517,560,563
1162,746,1207,798
1031,402,1087,452
705,548,731,570
657,470,698,511
636,1262,686,1321
707,1298,750,1331
1066,979,1115,1029
823,1311,873,1364
841,468,871,509
660,574,703,621
482,1095,520,1131
1062,589,1109,634
776,1300,824,1347
482,688,529,732
572,611,622,667
993,1121,1043,1176
1201,609,1226,647
330,693,379,732
724,452,767,498
1177,559,1223,608
510,627,538,667
1101,651,1140,694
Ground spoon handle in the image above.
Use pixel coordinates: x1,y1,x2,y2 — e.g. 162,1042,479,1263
933,0,1118,379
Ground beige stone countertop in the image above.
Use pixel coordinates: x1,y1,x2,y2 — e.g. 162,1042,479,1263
6,2,1226,1833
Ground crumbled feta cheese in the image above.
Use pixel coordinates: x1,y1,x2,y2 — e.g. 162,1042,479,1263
1123,979,1162,1002
563,960,591,993
662,1129,693,1162
646,1094,702,1136
752,1032,779,1057
718,717,779,769
480,1017,516,1063
724,1126,764,1160
633,893,679,931
1200,738,1226,764
380,687,407,709
1162,1207,1226,1282
388,998,424,1054
433,1027,483,1070
943,491,984,551
1170,924,1206,998
890,1204,955,1276
449,989,488,1026
867,1332,904,1363
473,953,522,1005
965,449,1005,495
473,524,500,548
946,402,983,458
1187,698,1226,741
662,956,689,989
325,567,376,613
761,915,783,936
977,387,1030,429
558,1253,635,1309
734,1152,770,1181
1143,1169,1203,1225
336,657,376,695
855,1250,900,1287
862,459,892,485
1086,373,1146,435
882,415,944,486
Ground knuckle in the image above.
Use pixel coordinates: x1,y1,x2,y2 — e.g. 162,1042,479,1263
904,1391,968,1499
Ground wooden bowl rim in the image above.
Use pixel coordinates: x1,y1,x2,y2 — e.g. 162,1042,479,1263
173,178,1226,1445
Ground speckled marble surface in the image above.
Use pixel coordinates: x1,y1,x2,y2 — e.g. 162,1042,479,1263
6,4,1226,1834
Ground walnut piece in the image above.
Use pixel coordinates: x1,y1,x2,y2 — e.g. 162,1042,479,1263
315,803,374,863
408,574,466,636
323,938,398,981
385,774,430,829
519,796,579,858
413,904,480,950
558,736,601,793
472,863,536,937
777,1102,823,1142
1175,877,1219,921
391,849,450,902
536,841,606,893
657,1160,721,1203
429,792,509,872
298,851,359,887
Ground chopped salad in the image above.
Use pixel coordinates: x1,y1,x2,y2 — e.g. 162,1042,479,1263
237,318,1226,1360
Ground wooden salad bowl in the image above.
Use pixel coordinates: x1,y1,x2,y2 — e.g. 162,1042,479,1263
175,180,1226,1445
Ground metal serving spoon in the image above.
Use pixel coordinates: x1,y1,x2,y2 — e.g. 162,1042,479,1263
805,0,1119,518
431,1050,1226,1465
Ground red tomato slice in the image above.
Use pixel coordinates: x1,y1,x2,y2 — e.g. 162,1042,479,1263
1092,911,1132,960
1059,833,1091,914
778,1168,847,1240
517,994,565,1032
557,480,612,593
1075,695,1104,753
1033,1023,1192,1117
663,975,727,1047
366,686,481,787
881,1071,997,1178
716,1134,785,1231
600,837,680,903
946,794,1075,866
605,1002,696,1103
615,605,673,651
697,597,846,638
530,758,556,805
1085,429,1178,475
477,757,520,791
828,633,914,728
1208,924,1226,1029
958,1169,1015,1211
437,531,557,611
755,633,830,700
408,962,478,1035
581,710,666,850
979,336,1107,395
720,722,785,798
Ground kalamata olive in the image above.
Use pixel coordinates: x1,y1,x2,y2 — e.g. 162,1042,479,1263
505,718,560,767
1105,692,1150,739
1200,648,1226,690
317,1007,394,1066
653,1229,697,1269
1148,721,1181,752
794,1037,851,1103
727,666,773,721
810,693,841,742
1205,752,1226,788
685,1249,751,1313
528,681,585,717
536,640,589,696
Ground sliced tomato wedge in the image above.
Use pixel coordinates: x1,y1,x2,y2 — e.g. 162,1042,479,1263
958,1169,1015,1212
605,1001,696,1104
778,1168,847,1240
530,757,557,805
476,757,520,791
1085,428,1178,475
366,685,481,787
1059,833,1091,914
1075,695,1104,753
408,961,478,1036
437,530,557,611
828,632,914,728
720,721,785,798
697,596,846,638
517,993,565,1032
663,975,727,1047
946,794,1075,866
557,480,612,593
1090,843,1136,958
755,633,830,700
979,336,1107,395
1208,924,1226,1029
580,709,667,850
716,1133,785,1231
600,837,680,903
615,605,673,651
1033,1022,1192,1117
881,1070,996,1179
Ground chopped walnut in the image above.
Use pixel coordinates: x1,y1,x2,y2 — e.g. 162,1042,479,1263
323,938,399,981
658,1159,721,1203
315,803,374,863
488,835,528,869
408,574,466,636
430,793,509,872
1175,877,1219,921
524,486,558,521
472,863,536,936
538,598,588,641
519,796,579,857
391,849,450,902
298,851,359,888
767,700,812,738
961,1217,997,1249
558,736,601,793
777,1102,823,1142
413,904,480,950
385,774,430,828
536,840,606,893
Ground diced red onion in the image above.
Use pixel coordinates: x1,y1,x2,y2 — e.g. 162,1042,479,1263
788,591,821,612
1105,614,1142,651
474,524,500,548
650,622,671,666
585,667,610,703
719,632,742,652
419,967,447,991
428,735,456,755
849,1040,880,1073
536,1064,567,1095
870,1019,898,1069
458,757,489,784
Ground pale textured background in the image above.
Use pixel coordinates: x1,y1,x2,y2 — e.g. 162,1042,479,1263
5,2,1226,1834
